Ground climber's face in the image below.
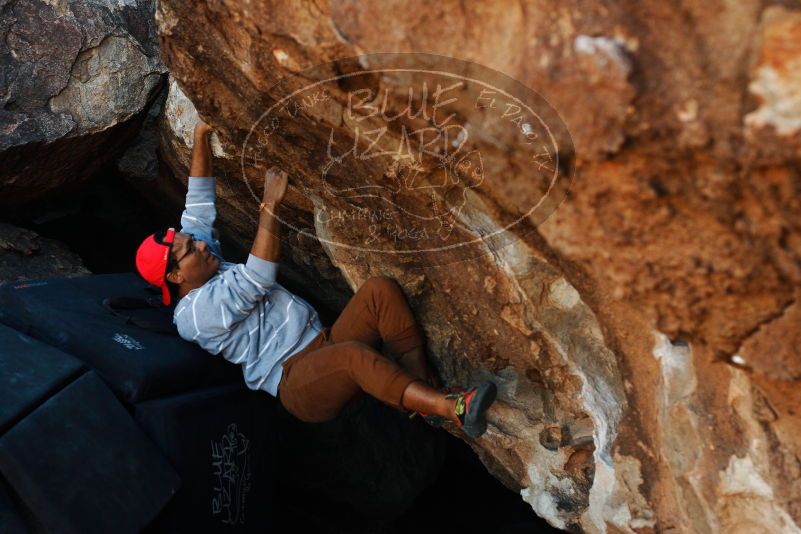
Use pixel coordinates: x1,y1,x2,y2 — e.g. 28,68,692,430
165,232,220,287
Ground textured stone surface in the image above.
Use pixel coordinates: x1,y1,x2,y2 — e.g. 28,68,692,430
0,223,90,283
0,0,166,206
117,84,167,182
745,6,801,136
743,5,801,163
155,1,801,532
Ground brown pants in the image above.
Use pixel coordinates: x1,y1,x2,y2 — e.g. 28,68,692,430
277,276,426,423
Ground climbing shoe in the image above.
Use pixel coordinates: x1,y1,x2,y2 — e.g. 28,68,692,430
409,381,498,438
449,381,497,438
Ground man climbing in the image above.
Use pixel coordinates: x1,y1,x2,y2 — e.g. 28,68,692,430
134,119,496,438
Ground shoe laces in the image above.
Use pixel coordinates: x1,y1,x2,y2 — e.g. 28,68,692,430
445,386,474,424
408,385,472,426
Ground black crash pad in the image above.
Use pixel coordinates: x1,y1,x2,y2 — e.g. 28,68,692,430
0,273,241,403
137,383,274,533
0,475,35,534
0,323,85,435
0,372,180,534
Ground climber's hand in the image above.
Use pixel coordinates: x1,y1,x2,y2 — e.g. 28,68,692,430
262,167,288,205
194,119,211,137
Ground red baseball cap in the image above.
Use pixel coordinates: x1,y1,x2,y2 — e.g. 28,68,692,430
135,228,176,306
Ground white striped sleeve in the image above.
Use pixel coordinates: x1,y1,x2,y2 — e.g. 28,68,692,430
243,254,279,287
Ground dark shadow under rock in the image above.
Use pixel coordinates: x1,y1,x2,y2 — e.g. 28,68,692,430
272,393,447,531
0,223,90,283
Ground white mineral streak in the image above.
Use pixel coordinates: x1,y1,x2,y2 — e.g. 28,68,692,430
455,194,631,532
721,454,773,498
745,65,801,135
721,372,801,534
649,332,800,533
574,35,632,75
744,8,801,136
652,333,696,405
586,455,656,533
164,77,227,158
521,450,570,531
651,332,718,533
548,277,580,310
611,454,656,529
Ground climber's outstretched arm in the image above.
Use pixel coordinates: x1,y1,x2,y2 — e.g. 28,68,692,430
189,120,213,177
180,120,222,255
251,167,288,264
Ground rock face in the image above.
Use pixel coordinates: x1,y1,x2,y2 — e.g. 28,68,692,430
0,223,89,283
0,0,166,207
116,84,167,183
155,1,801,532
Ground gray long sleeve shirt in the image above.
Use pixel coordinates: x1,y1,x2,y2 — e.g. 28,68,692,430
173,177,323,396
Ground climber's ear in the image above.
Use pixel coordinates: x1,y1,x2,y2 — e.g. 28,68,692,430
165,269,184,285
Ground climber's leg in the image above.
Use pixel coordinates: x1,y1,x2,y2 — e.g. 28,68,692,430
277,339,453,423
277,335,497,437
329,276,426,357
327,276,437,383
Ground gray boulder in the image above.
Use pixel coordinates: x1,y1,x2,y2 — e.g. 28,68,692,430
0,0,166,207
0,223,89,283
